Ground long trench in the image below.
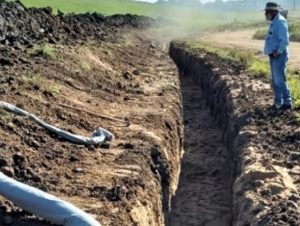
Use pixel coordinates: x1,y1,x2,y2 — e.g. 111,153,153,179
167,72,233,226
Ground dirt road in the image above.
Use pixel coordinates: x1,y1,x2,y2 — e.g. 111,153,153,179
200,29,300,69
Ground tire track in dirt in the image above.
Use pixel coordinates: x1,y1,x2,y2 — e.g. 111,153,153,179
168,77,232,226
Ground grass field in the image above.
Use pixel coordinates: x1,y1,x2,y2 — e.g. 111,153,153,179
9,0,300,31
12,0,266,29
253,18,300,42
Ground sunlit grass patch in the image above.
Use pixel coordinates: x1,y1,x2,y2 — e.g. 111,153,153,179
248,59,269,79
184,41,254,64
0,109,13,123
288,73,300,108
253,29,266,40
22,73,42,86
48,84,61,96
30,44,56,59
253,20,300,43
80,61,92,71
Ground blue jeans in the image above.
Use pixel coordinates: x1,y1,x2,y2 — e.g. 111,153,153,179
270,52,292,107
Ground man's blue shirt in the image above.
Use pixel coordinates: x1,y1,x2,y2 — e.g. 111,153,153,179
264,14,289,55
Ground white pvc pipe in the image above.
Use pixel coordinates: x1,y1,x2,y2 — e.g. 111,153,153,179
0,101,110,225
0,101,114,145
0,172,101,226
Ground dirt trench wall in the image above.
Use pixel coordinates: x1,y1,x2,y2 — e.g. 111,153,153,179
169,41,238,223
170,42,238,165
169,41,300,226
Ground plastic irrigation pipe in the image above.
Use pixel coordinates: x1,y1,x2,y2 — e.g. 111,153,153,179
0,100,107,225
0,101,114,145
0,172,101,226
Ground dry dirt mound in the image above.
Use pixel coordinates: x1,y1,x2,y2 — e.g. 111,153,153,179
0,1,160,67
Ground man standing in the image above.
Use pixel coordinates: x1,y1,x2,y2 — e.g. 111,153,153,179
264,2,292,110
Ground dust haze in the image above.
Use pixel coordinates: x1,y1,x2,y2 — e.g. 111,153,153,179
146,0,298,42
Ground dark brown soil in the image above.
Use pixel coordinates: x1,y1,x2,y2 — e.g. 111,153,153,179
0,1,161,69
0,2,182,226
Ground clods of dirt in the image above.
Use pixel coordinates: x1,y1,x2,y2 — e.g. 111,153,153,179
0,3,183,225
170,41,300,226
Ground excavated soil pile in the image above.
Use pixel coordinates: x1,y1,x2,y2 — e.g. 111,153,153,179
0,1,160,67
0,2,182,226
170,42,300,226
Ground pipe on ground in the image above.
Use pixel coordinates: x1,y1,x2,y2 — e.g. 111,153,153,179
0,172,101,226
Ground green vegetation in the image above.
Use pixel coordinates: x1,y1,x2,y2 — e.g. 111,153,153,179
48,84,61,95
0,109,12,123
30,44,56,59
184,41,269,78
212,21,266,32
184,41,250,63
253,20,300,42
288,74,300,107
80,61,92,71
183,40,300,108
11,0,266,29
253,28,266,40
289,22,300,42
21,73,61,96
22,73,42,86
248,60,270,78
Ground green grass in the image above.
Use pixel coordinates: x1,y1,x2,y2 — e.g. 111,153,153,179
184,41,258,68
0,109,12,123
21,73,62,96
22,73,42,86
289,22,300,42
288,74,300,107
48,84,61,95
80,61,92,71
253,28,266,40
253,20,300,42
183,40,300,108
30,44,56,59
10,0,266,29
248,60,270,78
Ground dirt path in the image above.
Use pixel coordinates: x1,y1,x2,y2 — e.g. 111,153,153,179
168,76,232,226
200,29,300,69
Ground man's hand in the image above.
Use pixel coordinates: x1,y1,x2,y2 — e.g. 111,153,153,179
272,51,280,58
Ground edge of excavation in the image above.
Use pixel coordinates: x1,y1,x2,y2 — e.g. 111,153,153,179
169,41,300,226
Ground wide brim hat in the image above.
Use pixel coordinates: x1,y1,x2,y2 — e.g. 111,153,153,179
264,2,279,11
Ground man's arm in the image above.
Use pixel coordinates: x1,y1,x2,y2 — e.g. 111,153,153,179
277,19,289,54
